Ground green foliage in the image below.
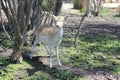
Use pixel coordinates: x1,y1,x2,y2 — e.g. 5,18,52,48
0,69,12,80
77,4,114,16
73,0,79,9
0,32,13,48
0,40,12,48
73,0,84,9
42,0,54,11
66,33,120,73
0,57,10,65
77,34,120,54
28,71,51,80
53,68,78,80
100,7,113,15
1,28,120,79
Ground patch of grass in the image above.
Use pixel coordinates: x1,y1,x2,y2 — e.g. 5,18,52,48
0,57,10,65
0,60,32,79
53,68,78,80
6,61,31,70
0,40,12,48
28,71,51,80
78,34,120,54
78,6,114,16
0,57,82,80
42,0,54,11
64,33,120,73
0,71,12,80
0,32,13,48
1,30,120,79
100,7,114,15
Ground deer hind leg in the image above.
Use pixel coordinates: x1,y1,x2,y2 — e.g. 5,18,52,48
55,45,62,66
44,45,53,56
30,38,38,59
47,45,53,67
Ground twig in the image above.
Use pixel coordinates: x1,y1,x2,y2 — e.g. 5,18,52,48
0,1,13,45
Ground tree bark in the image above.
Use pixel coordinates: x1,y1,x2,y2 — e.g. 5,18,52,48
1,0,54,63
10,47,23,63
94,0,101,16
74,11,87,47
86,0,101,17
54,0,63,16
86,0,93,17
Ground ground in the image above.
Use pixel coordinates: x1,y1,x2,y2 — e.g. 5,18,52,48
0,1,120,80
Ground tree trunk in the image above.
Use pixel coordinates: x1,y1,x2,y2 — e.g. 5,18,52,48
1,0,55,63
86,0,101,17
86,0,94,17
10,48,23,63
94,0,101,16
54,0,63,16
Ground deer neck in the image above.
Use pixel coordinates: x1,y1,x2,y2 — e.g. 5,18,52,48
58,27,63,39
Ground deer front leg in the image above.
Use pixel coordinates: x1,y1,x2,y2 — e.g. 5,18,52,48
47,45,53,67
55,45,62,66
30,39,38,59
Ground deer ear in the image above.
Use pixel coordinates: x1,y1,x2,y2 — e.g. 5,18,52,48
50,14,56,20
64,15,68,21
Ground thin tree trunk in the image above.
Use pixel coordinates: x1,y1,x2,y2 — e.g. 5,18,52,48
86,0,93,17
86,0,101,17
74,11,87,47
54,0,63,16
94,0,101,16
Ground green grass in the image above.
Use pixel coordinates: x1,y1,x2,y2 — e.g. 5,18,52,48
62,33,120,73
100,7,114,15
0,30,120,79
79,6,114,16
0,32,13,48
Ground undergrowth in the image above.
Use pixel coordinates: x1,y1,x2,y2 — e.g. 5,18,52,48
63,33,120,74
0,29,120,79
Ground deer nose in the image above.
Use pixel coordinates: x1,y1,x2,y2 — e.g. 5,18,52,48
56,25,59,27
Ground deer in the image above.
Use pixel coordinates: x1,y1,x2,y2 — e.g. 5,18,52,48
30,14,68,67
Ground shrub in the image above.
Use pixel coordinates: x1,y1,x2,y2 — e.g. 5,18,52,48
73,0,86,9
42,0,53,11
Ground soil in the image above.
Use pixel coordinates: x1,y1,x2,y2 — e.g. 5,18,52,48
0,1,120,80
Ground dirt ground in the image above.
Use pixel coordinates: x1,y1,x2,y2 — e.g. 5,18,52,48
61,2,120,79
0,1,120,80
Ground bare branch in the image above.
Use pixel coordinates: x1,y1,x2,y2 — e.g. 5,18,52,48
74,11,87,47
0,1,13,44
12,0,18,16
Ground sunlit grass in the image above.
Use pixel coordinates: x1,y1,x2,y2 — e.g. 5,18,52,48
100,7,114,15
62,33,120,73
0,30,120,79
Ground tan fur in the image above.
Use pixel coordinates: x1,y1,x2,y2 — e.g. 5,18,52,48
57,16,64,20
36,25,57,40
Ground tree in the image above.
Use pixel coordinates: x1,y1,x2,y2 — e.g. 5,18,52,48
74,11,87,47
54,0,63,16
74,0,101,46
93,0,101,16
0,0,43,63
0,0,62,63
86,0,101,17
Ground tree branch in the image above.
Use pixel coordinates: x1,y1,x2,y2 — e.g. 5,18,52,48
0,1,13,44
74,11,87,47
